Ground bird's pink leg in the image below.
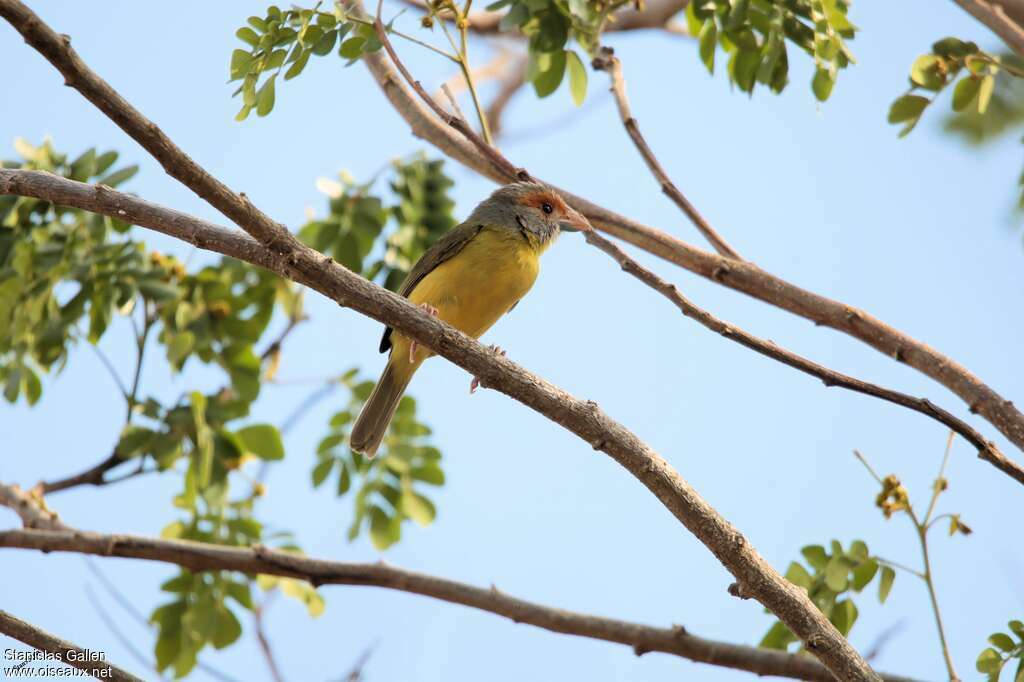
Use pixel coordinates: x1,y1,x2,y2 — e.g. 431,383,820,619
409,303,439,363
470,345,506,394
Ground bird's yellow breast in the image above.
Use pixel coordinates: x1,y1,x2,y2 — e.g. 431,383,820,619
396,227,540,363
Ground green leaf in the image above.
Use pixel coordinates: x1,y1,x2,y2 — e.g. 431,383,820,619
285,50,311,80
225,581,253,610
339,36,365,60
312,457,334,487
824,556,848,591
699,19,716,74
235,424,284,460
888,94,930,137
401,489,436,527
565,50,587,106
976,647,1002,674
97,165,138,188
369,507,400,550
784,561,812,589
878,565,895,603
759,621,796,650
952,76,981,112
410,464,445,485
533,50,567,98
812,67,834,102
889,94,929,123
117,425,155,458
829,598,858,636
230,49,253,80
211,606,242,649
23,367,41,406
910,54,946,91
978,74,995,114
137,279,180,302
990,632,1016,652
236,27,260,47
850,558,878,591
801,545,828,571
337,460,351,495
256,75,277,117
1009,620,1024,639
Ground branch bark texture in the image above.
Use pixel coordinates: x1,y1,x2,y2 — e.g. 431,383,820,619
0,609,142,682
0,526,920,682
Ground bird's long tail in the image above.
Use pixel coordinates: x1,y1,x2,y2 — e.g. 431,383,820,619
350,359,414,457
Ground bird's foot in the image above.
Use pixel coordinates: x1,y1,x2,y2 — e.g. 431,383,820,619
409,304,439,363
470,345,506,394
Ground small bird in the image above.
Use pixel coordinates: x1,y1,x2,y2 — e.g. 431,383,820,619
350,181,592,456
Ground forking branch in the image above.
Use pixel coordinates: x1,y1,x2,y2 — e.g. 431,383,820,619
0,1,879,676
348,6,1024,459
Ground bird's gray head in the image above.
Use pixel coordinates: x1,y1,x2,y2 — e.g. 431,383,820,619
467,181,592,247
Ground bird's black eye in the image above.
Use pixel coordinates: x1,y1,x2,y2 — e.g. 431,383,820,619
541,202,553,215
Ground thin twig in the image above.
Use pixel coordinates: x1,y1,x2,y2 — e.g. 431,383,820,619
253,595,285,682
591,47,741,259
84,583,162,676
906,506,959,682
90,344,129,401
585,227,1017,482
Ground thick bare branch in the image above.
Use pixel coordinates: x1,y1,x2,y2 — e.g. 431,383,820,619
591,47,741,259
0,609,142,682
0,526,920,682
583,229,1024,485
954,0,1024,56
350,24,1024,459
6,167,1020,487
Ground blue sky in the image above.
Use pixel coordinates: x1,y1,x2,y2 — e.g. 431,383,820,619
2,2,1024,681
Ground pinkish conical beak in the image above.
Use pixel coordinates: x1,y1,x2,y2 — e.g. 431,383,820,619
560,206,593,232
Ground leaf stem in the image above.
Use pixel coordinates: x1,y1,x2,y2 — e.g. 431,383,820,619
873,556,925,580
907,506,959,681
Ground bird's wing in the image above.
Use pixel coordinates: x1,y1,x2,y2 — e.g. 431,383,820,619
379,221,484,353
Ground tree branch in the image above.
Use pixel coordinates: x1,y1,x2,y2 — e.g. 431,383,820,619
0,526,920,682
348,20,1024,459
591,46,741,259
0,483,68,530
953,0,1024,56
0,165,880,680
583,230,1024,485
0,609,142,682
0,3,945,676
8,167,1019,487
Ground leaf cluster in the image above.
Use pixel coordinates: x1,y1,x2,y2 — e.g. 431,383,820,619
759,539,893,651
976,620,1024,682
687,0,856,100
313,370,444,550
0,139,150,405
888,37,1012,138
300,155,458,293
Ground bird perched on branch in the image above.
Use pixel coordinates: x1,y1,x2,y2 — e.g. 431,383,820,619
350,181,592,456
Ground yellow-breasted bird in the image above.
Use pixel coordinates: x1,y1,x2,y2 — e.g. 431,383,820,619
350,181,592,456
